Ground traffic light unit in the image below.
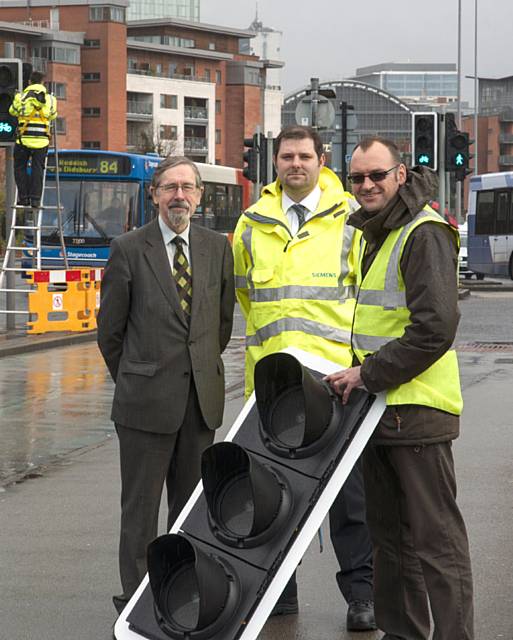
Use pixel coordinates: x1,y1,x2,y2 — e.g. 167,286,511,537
0,59,22,144
412,112,438,170
242,133,276,185
445,113,473,181
115,349,386,640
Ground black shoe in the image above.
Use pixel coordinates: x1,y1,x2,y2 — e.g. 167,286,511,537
346,599,377,631
112,594,128,614
30,199,41,209
270,594,299,616
17,197,30,206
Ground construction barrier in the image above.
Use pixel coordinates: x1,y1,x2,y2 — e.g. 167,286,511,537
26,268,104,334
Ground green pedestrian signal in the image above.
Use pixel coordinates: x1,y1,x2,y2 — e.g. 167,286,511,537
445,113,473,181
455,153,464,166
418,154,431,165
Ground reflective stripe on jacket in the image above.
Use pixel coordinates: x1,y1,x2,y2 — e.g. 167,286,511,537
233,166,361,397
352,206,463,415
9,83,57,149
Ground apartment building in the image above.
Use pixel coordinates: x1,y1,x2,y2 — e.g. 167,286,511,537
0,1,279,167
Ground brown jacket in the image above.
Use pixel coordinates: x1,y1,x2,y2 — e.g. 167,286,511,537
348,167,460,445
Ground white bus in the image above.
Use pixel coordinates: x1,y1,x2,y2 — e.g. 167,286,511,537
467,171,513,280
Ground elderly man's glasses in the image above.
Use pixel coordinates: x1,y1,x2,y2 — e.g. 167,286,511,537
157,183,197,194
348,164,400,185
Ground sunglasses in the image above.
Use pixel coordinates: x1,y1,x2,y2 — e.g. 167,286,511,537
348,164,400,185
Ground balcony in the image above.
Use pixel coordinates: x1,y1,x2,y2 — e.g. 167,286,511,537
499,134,513,144
184,106,208,121
184,136,208,153
499,112,513,123
499,155,513,166
127,68,211,83
126,100,153,121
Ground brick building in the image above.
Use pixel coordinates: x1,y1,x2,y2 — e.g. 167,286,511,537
0,0,282,167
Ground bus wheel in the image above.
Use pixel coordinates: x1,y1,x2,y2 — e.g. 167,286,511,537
476,272,485,281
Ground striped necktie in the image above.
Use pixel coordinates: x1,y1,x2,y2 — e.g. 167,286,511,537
291,203,309,230
172,236,192,322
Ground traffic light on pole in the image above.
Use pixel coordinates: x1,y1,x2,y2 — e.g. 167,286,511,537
117,349,385,640
0,59,22,144
242,134,259,183
445,114,473,181
412,112,438,170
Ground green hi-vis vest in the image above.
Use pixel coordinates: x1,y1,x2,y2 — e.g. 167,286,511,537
352,207,463,415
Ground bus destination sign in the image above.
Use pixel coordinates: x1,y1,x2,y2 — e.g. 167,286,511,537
47,153,133,176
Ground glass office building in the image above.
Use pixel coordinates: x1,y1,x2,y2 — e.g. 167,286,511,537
127,0,200,21
353,63,458,103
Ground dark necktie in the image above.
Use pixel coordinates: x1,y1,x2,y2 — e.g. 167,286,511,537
172,236,192,321
291,203,309,230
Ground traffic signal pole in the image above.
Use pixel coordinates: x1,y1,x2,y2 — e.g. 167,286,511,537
438,113,446,220
4,144,16,330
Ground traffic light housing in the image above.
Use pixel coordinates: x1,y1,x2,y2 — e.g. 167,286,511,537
0,59,22,144
445,113,473,181
412,112,438,170
242,134,259,183
117,349,386,640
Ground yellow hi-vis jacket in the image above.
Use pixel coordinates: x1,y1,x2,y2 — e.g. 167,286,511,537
353,207,463,415
9,83,57,149
233,166,361,397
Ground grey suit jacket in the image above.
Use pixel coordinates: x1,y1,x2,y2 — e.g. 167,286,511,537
97,218,235,434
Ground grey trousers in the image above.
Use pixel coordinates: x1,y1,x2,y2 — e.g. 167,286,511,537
363,442,474,640
115,385,215,600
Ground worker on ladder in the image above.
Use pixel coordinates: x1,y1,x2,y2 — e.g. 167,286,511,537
9,70,57,208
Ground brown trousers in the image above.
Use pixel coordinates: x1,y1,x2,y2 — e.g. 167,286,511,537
363,442,474,640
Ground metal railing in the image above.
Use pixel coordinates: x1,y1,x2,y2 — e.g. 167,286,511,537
499,155,513,165
127,100,153,115
127,68,210,83
184,136,208,151
184,106,208,119
499,134,513,145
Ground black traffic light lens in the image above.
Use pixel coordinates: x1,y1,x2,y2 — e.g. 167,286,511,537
267,385,304,448
162,563,200,629
202,442,291,547
219,475,254,537
148,534,239,638
255,353,338,458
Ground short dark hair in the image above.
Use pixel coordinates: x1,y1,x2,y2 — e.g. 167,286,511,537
353,136,402,164
151,155,202,190
274,125,324,160
29,71,45,85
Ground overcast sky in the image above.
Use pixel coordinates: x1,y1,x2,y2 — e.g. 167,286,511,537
201,0,512,104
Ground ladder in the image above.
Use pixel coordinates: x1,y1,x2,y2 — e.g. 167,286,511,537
0,120,68,319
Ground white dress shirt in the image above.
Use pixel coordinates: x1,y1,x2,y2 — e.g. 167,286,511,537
158,215,191,270
282,185,322,236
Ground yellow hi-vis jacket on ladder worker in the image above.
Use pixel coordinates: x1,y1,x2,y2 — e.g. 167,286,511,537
9,81,57,148
233,166,361,398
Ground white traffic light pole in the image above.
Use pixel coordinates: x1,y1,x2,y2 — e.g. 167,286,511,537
438,113,446,220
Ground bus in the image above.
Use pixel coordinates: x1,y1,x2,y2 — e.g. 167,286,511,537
467,171,513,280
30,149,252,267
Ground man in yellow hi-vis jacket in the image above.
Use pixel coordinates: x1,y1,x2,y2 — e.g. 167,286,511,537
9,70,57,208
233,125,376,632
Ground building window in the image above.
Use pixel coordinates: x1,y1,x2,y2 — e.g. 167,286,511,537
208,42,216,51
48,82,66,99
55,117,66,135
82,72,101,82
89,6,125,22
83,39,100,48
15,43,27,60
204,69,211,82
82,141,101,149
215,100,221,114
83,107,101,117
155,63,163,76
160,94,178,109
32,45,80,65
215,70,222,84
215,129,221,144
160,125,178,140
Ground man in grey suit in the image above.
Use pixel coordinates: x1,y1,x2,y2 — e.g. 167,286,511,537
97,156,235,614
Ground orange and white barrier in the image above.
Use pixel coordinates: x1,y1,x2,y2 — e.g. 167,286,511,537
26,268,104,334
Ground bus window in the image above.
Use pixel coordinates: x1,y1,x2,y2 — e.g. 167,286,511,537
509,192,513,235
475,191,495,235
144,181,157,224
496,191,510,235
215,184,228,216
228,184,242,217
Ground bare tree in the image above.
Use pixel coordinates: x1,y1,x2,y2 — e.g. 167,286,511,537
134,125,179,157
